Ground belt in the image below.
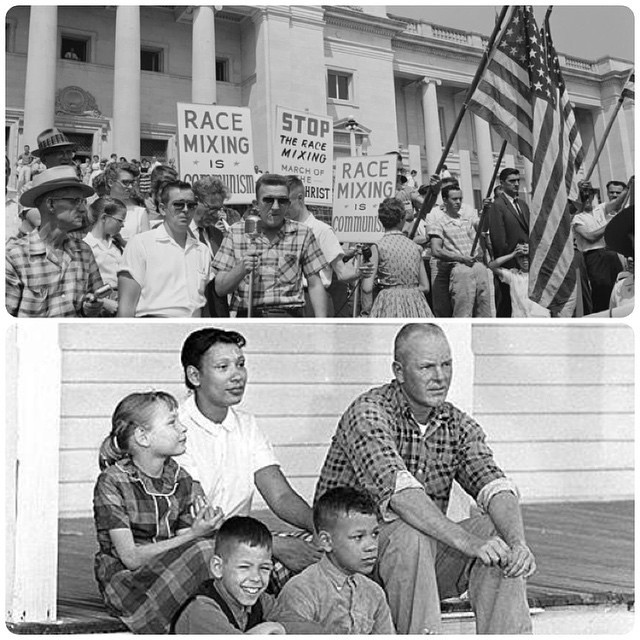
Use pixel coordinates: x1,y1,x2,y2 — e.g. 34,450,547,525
237,306,304,318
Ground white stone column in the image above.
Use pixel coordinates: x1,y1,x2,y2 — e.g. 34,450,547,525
113,6,140,160
473,114,494,196
23,6,58,148
191,6,217,104
419,78,442,175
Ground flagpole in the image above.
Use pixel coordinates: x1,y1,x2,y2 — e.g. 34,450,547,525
583,67,634,182
409,5,511,239
469,139,508,255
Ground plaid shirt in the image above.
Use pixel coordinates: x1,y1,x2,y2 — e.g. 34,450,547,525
428,208,481,258
6,230,103,317
211,219,328,311
93,458,194,586
315,380,505,515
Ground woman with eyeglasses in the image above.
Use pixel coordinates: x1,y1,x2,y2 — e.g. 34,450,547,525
104,161,150,242
84,197,127,315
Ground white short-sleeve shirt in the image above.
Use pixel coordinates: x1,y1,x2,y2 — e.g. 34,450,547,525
84,232,122,289
119,224,211,317
571,204,608,253
175,395,279,518
302,213,343,287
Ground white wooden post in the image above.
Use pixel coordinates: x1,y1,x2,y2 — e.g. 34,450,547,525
7,323,61,623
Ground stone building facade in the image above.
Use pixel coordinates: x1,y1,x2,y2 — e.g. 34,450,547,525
5,5,634,206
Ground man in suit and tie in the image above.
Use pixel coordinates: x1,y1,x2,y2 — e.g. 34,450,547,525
488,168,530,317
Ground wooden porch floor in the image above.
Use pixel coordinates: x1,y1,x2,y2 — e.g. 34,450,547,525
8,500,634,633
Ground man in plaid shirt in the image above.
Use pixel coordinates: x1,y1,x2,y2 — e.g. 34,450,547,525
315,324,535,634
6,165,104,317
428,184,492,317
213,174,329,317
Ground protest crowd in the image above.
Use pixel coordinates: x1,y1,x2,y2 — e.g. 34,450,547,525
5,126,633,318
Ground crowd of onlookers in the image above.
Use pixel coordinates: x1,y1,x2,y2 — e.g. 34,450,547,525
6,128,633,319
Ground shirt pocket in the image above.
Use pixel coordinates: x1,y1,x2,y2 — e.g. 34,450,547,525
277,253,299,285
423,450,458,500
21,285,49,315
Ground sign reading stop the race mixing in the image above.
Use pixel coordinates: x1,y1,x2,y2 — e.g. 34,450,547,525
332,155,395,243
273,106,333,207
177,103,256,205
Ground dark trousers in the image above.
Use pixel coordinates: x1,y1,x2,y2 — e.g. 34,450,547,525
494,276,512,318
583,248,623,313
202,280,230,317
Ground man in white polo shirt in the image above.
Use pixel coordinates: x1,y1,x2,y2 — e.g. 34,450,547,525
117,180,211,317
284,175,372,314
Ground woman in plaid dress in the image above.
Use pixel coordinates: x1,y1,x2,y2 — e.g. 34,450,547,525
93,391,223,633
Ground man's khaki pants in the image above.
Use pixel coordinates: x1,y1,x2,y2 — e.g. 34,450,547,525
375,514,532,634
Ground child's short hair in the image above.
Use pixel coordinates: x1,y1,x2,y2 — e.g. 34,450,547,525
313,487,377,533
215,516,272,558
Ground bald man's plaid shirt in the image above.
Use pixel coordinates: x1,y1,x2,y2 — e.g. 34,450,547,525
314,380,506,515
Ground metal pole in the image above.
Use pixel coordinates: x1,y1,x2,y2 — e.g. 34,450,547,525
470,139,508,255
409,5,510,239
352,254,361,318
583,97,626,182
247,269,254,318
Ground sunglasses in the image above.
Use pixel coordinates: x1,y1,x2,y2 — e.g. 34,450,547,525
117,178,136,187
262,196,290,207
170,200,198,212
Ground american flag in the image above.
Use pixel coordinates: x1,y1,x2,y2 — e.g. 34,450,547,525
468,6,584,313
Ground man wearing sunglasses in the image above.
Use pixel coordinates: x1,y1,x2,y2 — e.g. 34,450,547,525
213,174,329,317
6,165,105,317
117,180,212,317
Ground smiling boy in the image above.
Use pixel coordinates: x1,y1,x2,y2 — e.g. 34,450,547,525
172,516,285,634
268,487,395,634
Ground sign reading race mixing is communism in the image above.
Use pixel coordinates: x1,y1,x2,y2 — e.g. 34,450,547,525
177,103,256,205
273,106,333,207
332,155,395,243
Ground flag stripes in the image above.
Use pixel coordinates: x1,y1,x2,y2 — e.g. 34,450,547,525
468,5,584,314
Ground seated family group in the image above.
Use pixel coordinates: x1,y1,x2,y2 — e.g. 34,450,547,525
93,324,536,635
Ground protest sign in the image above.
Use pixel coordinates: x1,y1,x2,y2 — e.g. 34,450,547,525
177,103,256,205
273,106,333,206
332,155,395,243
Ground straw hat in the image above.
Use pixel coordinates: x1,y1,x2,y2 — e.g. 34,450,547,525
20,165,94,208
32,127,76,158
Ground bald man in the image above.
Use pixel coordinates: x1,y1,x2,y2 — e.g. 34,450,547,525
315,324,535,634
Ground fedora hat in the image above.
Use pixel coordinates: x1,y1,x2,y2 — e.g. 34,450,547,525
32,127,76,158
20,165,94,208
604,205,634,258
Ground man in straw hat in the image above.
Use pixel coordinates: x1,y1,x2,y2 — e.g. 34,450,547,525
6,165,105,317
32,127,77,169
